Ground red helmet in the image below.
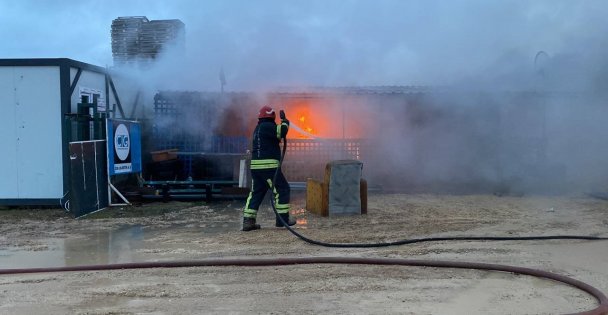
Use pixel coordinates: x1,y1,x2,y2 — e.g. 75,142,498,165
258,105,276,119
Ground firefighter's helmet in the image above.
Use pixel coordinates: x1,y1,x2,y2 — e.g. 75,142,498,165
258,105,276,119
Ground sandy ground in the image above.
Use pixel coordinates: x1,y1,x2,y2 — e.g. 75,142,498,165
0,193,607,315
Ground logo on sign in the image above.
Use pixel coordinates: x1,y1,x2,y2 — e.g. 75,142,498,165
114,124,130,161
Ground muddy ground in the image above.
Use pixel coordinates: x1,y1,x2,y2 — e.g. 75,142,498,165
0,192,607,315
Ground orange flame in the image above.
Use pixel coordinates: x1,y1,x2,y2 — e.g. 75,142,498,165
296,218,308,226
277,97,368,139
291,208,307,215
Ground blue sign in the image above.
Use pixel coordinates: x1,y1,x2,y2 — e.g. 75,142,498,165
107,119,142,175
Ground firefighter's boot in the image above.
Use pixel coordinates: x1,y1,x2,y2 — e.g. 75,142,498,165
242,217,261,231
275,213,297,227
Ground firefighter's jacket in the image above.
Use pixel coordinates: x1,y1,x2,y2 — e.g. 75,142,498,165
250,118,289,170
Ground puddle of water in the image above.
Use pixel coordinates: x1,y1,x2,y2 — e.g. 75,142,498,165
0,240,66,269
0,207,312,270
0,222,240,269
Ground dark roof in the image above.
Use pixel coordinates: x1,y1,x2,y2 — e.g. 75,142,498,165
0,58,107,73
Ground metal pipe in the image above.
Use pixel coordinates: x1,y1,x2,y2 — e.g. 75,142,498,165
0,257,606,315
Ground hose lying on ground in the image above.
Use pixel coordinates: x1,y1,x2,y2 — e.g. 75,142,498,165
263,136,608,314
3,126,608,315
272,137,608,248
1,257,607,315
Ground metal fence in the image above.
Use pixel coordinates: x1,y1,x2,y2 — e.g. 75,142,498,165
152,92,369,182
282,139,367,182
152,92,249,179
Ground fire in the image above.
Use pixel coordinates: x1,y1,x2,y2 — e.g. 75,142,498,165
296,218,308,227
272,97,368,139
291,208,308,228
295,115,314,138
290,112,317,139
291,208,307,215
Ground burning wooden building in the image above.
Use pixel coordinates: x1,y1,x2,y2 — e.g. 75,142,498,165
148,87,423,186
148,86,575,194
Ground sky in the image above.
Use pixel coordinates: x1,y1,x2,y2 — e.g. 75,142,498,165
2,0,608,91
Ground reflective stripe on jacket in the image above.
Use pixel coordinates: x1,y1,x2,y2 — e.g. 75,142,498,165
251,118,289,169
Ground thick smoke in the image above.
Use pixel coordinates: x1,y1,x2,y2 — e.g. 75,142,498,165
3,1,608,89
128,1,608,194
4,1,608,193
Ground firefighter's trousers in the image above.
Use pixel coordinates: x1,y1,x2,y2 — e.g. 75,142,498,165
243,168,290,219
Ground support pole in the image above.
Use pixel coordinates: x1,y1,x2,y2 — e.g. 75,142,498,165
109,183,131,206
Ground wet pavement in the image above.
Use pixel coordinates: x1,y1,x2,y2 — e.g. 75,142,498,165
0,203,310,269
0,222,241,269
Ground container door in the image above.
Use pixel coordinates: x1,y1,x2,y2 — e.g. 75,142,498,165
69,140,109,217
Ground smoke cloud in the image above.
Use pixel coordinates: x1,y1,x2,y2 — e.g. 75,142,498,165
2,0,608,193
2,1,605,89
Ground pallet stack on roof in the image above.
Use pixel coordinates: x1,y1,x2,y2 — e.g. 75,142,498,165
139,20,185,60
111,16,184,67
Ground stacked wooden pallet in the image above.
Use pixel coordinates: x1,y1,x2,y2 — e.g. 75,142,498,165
110,16,184,66
111,16,149,65
139,19,185,59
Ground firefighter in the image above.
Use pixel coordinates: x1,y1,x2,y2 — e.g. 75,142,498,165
242,105,296,231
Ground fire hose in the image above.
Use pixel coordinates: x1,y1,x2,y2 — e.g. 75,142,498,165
1,111,607,314
272,115,608,247
0,257,606,315
268,110,608,314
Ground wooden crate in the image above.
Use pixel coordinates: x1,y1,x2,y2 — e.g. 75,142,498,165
305,161,368,216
